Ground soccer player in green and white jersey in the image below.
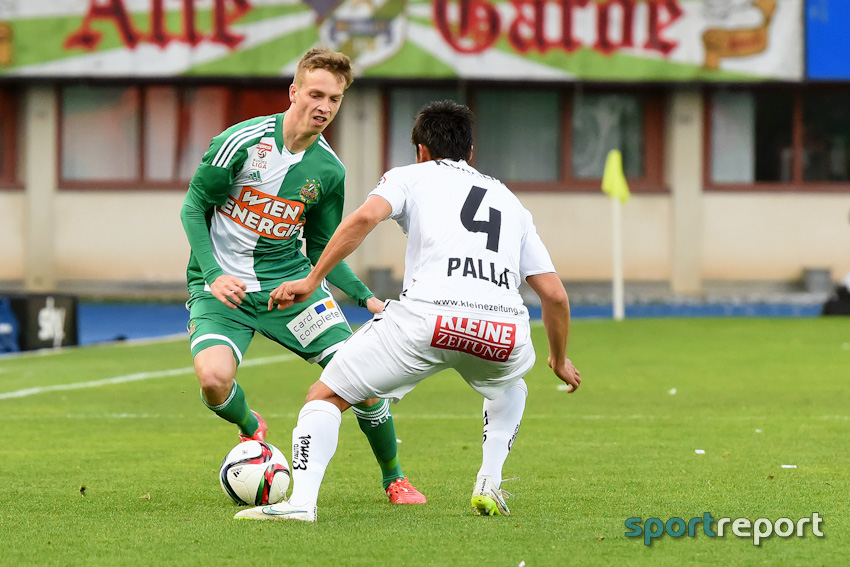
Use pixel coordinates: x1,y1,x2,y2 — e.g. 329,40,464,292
180,48,425,504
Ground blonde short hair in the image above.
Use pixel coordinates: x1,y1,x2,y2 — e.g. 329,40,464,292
295,48,354,90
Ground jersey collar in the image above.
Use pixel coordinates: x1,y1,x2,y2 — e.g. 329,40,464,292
274,113,285,154
437,158,471,170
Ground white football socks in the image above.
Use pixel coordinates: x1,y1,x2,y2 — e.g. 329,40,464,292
477,379,528,488
288,400,342,508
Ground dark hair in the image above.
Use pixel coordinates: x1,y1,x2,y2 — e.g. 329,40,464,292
411,100,474,161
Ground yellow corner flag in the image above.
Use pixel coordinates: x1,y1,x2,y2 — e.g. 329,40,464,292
601,149,631,203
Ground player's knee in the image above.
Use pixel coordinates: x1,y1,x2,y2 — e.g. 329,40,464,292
304,381,329,403
305,381,350,411
198,374,234,408
198,376,233,407
194,353,236,393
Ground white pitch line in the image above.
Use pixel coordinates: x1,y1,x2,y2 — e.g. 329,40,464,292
0,354,297,401
0,334,188,360
0,319,545,400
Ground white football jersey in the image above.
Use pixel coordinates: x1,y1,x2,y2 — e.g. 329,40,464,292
369,159,556,321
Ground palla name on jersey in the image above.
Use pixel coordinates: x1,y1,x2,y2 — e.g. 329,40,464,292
447,257,511,289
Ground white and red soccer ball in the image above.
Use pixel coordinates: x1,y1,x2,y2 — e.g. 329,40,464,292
219,440,290,506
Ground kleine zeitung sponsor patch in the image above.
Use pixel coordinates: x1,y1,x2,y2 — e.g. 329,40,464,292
430,316,516,361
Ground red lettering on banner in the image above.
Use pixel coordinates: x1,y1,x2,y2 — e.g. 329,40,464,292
433,0,501,53
147,0,203,47
644,0,682,55
65,0,252,52
559,0,589,53
149,0,170,46
430,316,516,362
213,0,252,48
508,0,547,55
594,0,635,55
64,0,141,50
434,0,682,58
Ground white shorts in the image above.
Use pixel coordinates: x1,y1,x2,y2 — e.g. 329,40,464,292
320,300,536,404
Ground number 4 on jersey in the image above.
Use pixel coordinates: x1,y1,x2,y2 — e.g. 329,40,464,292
460,186,501,252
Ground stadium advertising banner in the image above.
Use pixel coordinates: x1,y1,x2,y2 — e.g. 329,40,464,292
805,0,850,80
0,0,802,81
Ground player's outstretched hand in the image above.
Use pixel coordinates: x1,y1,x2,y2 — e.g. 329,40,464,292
268,278,318,311
548,356,581,393
211,275,247,309
365,296,385,315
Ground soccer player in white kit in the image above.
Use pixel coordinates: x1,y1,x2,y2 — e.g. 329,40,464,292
235,100,581,522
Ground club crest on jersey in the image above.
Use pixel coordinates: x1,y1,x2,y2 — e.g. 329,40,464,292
430,316,516,362
299,179,320,204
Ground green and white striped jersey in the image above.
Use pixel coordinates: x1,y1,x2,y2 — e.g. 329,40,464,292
181,113,372,305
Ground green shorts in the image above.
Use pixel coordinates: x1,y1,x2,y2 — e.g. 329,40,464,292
187,281,352,367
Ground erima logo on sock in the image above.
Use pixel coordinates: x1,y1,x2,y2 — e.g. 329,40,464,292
292,435,311,471
508,422,521,451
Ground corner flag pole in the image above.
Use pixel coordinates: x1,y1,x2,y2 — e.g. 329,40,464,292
611,196,624,320
601,150,630,321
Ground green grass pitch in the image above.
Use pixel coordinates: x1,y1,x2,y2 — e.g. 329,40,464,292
0,317,848,566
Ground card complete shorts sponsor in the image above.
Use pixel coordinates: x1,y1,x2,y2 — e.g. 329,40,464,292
286,298,345,348
430,315,516,361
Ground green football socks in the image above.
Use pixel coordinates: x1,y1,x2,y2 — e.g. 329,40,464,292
202,381,259,437
352,399,404,490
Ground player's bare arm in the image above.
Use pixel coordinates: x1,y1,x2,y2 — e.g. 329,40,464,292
365,296,385,314
268,195,392,311
526,272,581,392
210,274,247,309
